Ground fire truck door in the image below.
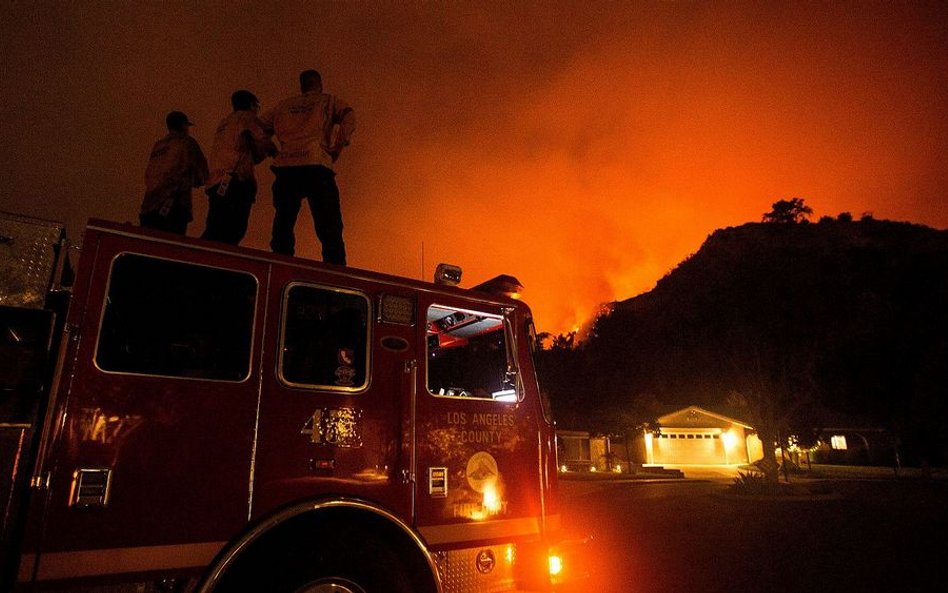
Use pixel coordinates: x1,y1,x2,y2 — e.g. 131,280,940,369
250,277,414,521
413,300,542,543
26,246,266,580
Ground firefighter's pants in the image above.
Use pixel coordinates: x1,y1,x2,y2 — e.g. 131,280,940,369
270,165,346,265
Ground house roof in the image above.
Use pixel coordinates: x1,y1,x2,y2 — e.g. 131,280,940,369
657,405,754,430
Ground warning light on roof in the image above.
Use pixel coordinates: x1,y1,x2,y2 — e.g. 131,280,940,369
434,263,462,286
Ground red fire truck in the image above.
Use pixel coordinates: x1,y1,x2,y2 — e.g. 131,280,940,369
1,213,576,592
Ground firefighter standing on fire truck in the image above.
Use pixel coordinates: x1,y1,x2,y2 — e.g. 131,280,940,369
139,111,209,235
261,69,355,265
201,90,276,245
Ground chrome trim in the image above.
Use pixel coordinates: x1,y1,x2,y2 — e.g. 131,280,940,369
428,467,448,498
276,281,372,393
475,548,496,574
408,359,418,518
436,545,517,593
248,264,272,520
91,251,260,384
68,467,113,507
537,428,548,537
196,498,443,593
502,306,525,404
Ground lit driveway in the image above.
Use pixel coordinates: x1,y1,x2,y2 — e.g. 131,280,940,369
659,464,743,481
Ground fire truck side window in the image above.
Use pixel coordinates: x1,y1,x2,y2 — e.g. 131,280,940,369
279,284,369,391
95,254,256,381
426,305,517,401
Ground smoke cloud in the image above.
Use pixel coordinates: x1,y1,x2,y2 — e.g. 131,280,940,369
2,2,946,333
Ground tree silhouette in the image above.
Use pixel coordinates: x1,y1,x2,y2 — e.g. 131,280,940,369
539,213,948,469
762,198,812,224
534,330,587,428
550,331,576,350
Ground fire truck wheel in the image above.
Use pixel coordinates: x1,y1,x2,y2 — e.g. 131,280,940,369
212,512,435,593
292,578,366,593
260,529,417,593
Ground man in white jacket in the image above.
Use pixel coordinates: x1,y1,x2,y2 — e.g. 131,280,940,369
201,90,275,245
261,70,356,265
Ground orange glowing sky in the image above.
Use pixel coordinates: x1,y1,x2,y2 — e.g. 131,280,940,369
2,2,946,334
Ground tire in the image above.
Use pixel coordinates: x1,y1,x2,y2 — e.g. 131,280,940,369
281,534,413,593
291,577,367,593
215,523,420,593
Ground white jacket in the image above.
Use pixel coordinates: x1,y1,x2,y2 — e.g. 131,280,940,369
261,90,355,169
206,110,275,187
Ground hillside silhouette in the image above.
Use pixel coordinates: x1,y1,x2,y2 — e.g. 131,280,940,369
540,212,948,466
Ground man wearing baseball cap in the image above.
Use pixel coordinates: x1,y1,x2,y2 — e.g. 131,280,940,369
139,110,209,235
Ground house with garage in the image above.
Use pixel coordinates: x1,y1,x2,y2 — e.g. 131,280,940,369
557,405,765,473
634,405,764,466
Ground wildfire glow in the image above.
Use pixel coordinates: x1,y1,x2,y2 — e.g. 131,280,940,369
2,4,944,340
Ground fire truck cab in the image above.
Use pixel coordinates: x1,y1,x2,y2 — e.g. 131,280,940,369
1,215,566,593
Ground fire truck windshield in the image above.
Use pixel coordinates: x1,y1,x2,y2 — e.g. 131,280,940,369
426,304,517,401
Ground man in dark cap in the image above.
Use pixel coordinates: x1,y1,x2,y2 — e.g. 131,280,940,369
201,91,276,245
139,111,209,235
261,69,355,264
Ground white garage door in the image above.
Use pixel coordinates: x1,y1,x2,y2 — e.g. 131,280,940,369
652,432,726,465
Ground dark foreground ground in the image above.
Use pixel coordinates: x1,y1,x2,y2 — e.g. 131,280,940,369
557,468,948,593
